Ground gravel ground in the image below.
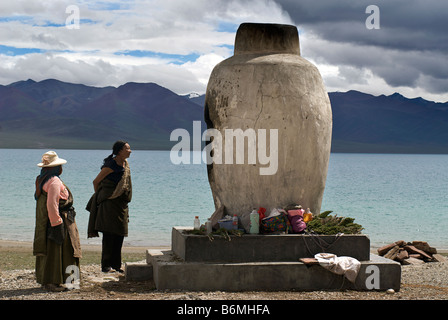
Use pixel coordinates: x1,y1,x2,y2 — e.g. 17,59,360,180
1,260,447,301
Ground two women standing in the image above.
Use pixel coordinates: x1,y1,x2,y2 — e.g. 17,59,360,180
33,141,132,291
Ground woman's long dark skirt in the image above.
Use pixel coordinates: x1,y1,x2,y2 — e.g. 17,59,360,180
35,219,80,285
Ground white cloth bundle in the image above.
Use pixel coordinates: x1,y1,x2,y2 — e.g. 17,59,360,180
314,253,361,283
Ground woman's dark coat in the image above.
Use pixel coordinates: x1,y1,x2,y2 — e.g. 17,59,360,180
86,176,132,237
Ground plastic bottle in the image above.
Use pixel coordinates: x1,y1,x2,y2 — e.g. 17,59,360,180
194,216,200,230
304,208,313,223
249,209,259,234
205,218,212,234
232,214,238,230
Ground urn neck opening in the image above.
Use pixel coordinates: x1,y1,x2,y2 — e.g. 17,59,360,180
234,23,300,56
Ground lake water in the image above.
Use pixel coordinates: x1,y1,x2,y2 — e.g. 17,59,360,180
1,149,447,249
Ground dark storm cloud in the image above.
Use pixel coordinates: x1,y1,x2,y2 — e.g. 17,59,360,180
277,0,448,52
275,0,448,95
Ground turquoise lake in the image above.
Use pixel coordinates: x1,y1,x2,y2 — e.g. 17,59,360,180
1,149,447,249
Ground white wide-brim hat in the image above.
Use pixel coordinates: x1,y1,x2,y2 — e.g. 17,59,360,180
37,151,67,167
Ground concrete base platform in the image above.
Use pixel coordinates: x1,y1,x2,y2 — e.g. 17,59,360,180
146,249,401,292
125,227,401,292
172,227,371,262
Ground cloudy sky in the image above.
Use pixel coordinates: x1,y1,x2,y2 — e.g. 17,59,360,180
0,0,447,102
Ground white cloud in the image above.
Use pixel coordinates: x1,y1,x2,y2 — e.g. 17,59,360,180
183,52,230,87
0,0,292,94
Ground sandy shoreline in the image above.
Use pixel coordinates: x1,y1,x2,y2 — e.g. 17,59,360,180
0,239,169,253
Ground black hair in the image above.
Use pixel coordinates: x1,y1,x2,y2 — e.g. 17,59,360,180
35,165,62,199
103,140,128,165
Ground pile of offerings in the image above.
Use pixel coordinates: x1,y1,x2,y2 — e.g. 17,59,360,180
189,205,364,238
238,205,363,236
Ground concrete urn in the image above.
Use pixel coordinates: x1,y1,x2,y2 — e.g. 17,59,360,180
204,23,332,218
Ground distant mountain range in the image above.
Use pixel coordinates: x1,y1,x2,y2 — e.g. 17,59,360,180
1,79,447,153
0,79,204,150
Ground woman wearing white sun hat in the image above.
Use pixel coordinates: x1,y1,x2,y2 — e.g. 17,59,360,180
34,151,82,292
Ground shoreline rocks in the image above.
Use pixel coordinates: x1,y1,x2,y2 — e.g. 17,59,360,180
378,240,446,265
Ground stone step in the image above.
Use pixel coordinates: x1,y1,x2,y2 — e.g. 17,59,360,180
124,261,153,281
172,227,371,262
146,249,401,292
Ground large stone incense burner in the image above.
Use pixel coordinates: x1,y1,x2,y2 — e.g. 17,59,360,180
204,23,332,217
